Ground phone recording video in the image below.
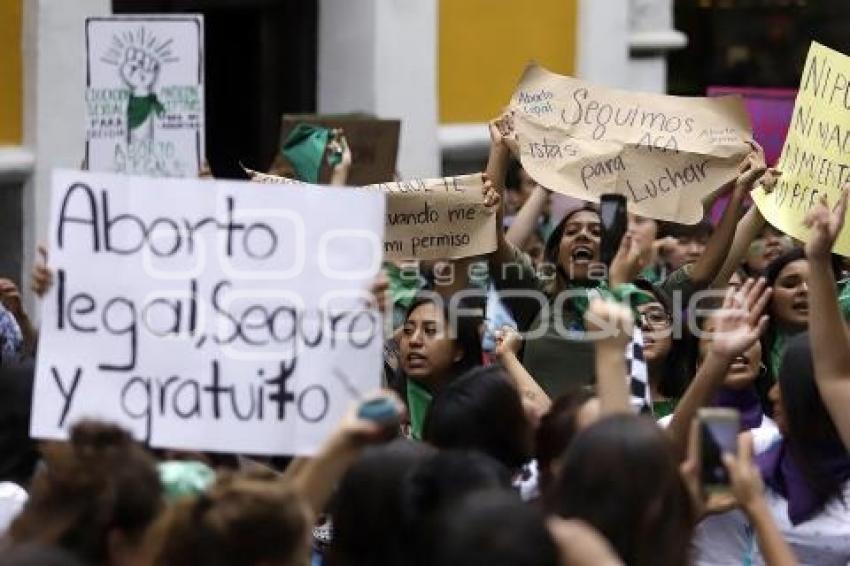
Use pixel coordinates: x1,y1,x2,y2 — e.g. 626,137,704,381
599,194,627,266
698,408,740,492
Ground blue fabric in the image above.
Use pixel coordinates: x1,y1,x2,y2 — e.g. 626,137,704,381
0,304,23,365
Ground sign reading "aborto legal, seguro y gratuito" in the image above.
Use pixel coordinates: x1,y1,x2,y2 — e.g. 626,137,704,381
32,170,385,456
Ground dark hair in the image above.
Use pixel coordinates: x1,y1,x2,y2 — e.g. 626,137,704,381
633,279,690,398
404,450,513,566
144,472,309,566
777,332,849,511
553,414,694,566
9,421,162,565
658,218,713,240
535,389,595,500
432,489,559,566
0,360,39,487
327,440,435,566
423,365,532,469
0,544,86,566
763,246,842,289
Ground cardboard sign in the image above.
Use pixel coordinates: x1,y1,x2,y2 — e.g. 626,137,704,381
753,42,850,257
247,171,497,261
511,64,753,224
706,87,796,223
84,16,205,177
708,87,796,167
273,114,400,185
32,170,385,455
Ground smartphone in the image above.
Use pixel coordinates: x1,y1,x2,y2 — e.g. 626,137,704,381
698,408,740,493
599,194,627,266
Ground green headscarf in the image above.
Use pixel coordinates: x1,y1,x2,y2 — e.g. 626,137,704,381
281,123,332,183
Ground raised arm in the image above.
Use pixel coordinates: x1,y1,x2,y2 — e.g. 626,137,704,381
690,155,766,288
486,114,520,268
290,392,404,517
724,434,799,566
584,299,634,416
494,325,551,416
667,278,770,461
711,168,781,287
803,186,850,450
506,184,550,249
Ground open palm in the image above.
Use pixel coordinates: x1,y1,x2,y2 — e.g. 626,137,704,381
711,278,771,359
804,186,849,261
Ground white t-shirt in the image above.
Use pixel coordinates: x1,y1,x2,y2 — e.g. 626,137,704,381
656,413,779,566
685,417,779,566
750,428,850,566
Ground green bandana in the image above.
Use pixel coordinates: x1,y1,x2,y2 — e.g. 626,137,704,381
127,94,165,130
407,379,433,440
565,282,655,330
384,263,420,311
281,123,332,183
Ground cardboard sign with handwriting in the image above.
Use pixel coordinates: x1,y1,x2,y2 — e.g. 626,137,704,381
752,42,850,257
511,64,753,223
247,171,496,260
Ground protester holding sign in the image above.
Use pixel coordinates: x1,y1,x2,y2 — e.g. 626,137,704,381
485,112,765,396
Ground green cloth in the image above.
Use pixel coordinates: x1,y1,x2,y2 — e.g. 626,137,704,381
127,94,165,130
653,398,678,419
158,460,215,502
385,263,420,311
281,123,332,183
407,379,432,440
769,330,789,382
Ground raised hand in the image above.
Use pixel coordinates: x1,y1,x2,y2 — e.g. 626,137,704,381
584,298,634,346
494,325,523,358
723,433,764,513
804,185,849,261
489,110,520,157
481,173,502,214
609,234,650,288
733,154,767,198
709,278,770,360
31,245,54,299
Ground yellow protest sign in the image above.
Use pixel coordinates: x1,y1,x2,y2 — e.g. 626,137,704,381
245,170,496,261
752,42,850,256
511,64,753,223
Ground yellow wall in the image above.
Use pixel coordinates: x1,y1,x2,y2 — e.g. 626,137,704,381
439,0,577,124
0,0,23,144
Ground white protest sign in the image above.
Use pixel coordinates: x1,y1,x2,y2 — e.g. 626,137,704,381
32,170,385,456
85,16,205,177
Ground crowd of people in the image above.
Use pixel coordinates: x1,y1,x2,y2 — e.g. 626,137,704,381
0,113,849,566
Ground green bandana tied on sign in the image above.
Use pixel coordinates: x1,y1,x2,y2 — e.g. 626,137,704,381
281,123,332,183
127,94,165,131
